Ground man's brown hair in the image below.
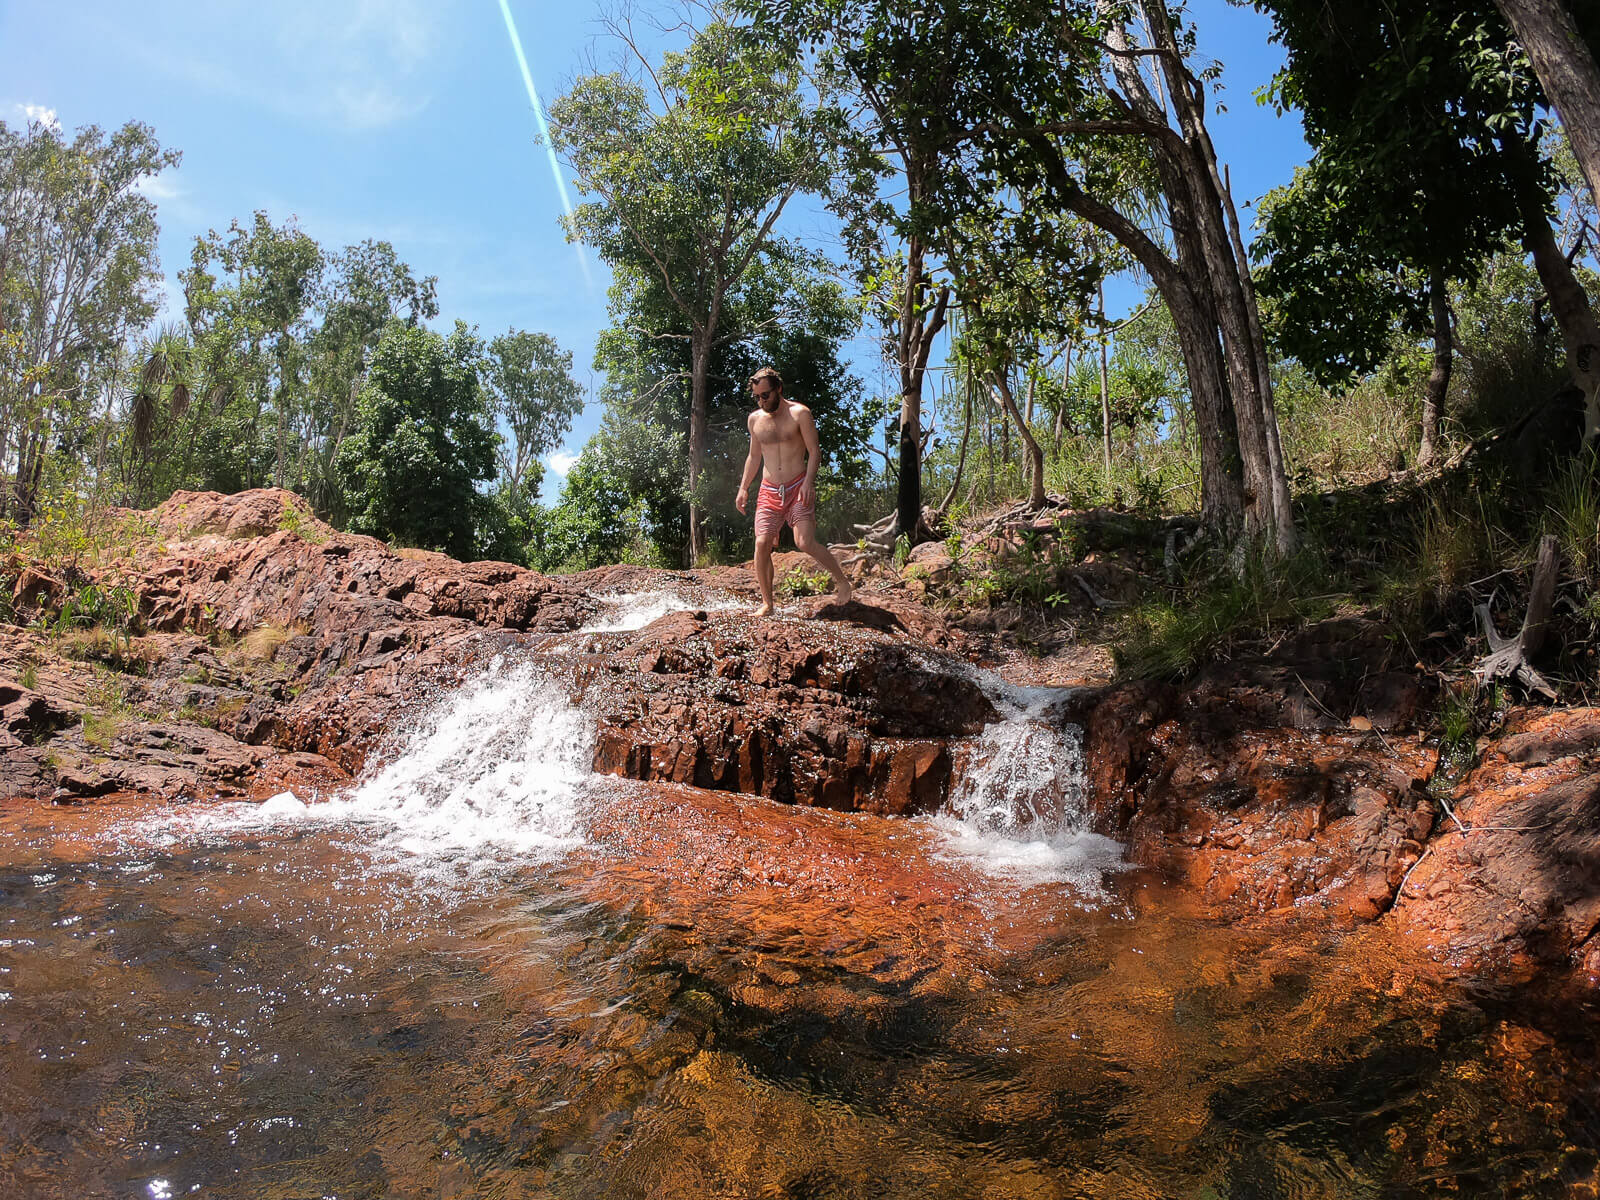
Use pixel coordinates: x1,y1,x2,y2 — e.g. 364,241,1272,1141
749,366,783,393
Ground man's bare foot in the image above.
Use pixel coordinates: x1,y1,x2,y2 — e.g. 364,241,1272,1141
833,580,853,604
754,601,775,617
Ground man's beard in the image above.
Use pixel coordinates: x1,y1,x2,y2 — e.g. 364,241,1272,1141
759,395,780,412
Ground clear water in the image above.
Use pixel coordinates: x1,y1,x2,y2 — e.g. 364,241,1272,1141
2,665,1597,1198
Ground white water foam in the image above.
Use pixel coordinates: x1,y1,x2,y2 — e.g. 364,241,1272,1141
142,658,597,871
578,590,742,633
925,685,1124,890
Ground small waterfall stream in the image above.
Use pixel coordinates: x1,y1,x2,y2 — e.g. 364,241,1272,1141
926,682,1124,889
578,590,743,633
153,658,597,874
156,651,1121,893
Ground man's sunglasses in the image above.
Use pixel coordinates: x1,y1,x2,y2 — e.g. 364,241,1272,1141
753,386,775,399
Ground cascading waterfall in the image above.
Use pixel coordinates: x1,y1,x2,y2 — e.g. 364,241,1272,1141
144,636,1119,894
926,682,1125,889
150,658,598,870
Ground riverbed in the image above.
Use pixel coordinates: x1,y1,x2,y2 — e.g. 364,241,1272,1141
2,660,1597,1198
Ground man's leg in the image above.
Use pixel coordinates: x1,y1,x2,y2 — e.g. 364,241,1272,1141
753,533,777,615
792,518,852,603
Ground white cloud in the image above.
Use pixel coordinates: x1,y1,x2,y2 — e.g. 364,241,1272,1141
134,173,182,201
114,0,445,133
545,452,580,477
18,103,59,130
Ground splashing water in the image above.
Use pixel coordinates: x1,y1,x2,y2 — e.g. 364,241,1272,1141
578,590,743,633
927,685,1124,889
148,659,596,872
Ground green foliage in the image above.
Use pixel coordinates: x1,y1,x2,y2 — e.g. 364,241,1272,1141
1434,679,1513,776
177,211,325,497
1115,548,1340,680
1377,481,1512,624
1544,453,1600,580
484,329,583,504
526,436,664,573
50,582,139,639
991,531,1074,610
334,322,499,559
42,581,146,672
81,669,133,749
276,499,327,544
0,115,178,521
1449,249,1573,434
1251,0,1560,406
780,566,831,597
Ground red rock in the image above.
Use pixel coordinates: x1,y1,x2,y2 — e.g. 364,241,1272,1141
1079,663,1438,922
1389,706,1600,978
11,567,64,614
585,606,991,814
8,488,1600,991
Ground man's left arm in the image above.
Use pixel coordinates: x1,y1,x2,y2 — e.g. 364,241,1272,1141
798,406,823,508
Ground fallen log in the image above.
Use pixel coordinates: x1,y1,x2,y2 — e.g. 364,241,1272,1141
1071,572,1125,610
1473,533,1560,700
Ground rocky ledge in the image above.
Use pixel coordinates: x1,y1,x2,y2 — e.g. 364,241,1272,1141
2,488,1599,986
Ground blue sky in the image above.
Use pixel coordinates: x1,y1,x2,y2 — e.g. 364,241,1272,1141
0,0,1308,494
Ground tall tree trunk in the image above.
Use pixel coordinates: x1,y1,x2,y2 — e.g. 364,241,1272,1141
991,370,1047,507
896,237,924,544
1053,338,1072,452
1418,267,1453,468
1068,10,1246,536
939,366,975,512
1000,383,1011,466
1495,0,1600,205
1098,281,1112,486
687,335,710,564
1517,174,1600,442
1219,164,1294,547
895,235,949,545
1137,0,1294,553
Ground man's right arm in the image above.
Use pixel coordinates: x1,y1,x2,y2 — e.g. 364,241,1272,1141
735,420,761,513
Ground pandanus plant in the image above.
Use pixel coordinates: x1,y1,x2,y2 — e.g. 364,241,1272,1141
125,324,224,505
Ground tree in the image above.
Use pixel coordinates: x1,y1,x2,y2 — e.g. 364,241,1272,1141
1255,0,1600,446
484,330,583,504
180,212,323,491
786,4,966,543
529,415,679,572
952,253,1092,509
334,322,499,559
304,239,438,520
757,0,1296,552
549,15,830,561
1493,0,1600,205
0,115,177,521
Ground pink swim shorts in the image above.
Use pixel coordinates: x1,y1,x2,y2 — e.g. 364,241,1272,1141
754,472,814,539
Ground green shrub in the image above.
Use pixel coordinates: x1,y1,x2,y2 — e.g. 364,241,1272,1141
1544,453,1600,580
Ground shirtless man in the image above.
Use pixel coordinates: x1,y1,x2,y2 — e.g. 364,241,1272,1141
734,366,853,616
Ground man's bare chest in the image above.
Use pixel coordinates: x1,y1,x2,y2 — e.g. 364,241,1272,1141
752,413,801,447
